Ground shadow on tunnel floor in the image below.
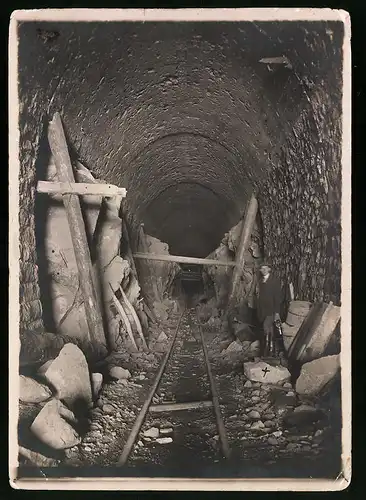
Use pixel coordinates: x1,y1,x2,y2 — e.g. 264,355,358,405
17,452,341,480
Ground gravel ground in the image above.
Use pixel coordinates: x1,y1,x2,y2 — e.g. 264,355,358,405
55,307,341,478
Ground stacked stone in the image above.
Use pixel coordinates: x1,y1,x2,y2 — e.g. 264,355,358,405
259,87,341,306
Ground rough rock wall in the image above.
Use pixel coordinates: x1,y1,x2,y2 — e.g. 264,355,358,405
259,85,342,305
203,216,264,311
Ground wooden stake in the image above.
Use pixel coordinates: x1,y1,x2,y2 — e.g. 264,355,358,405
47,113,106,347
110,284,138,351
119,286,148,349
228,193,258,307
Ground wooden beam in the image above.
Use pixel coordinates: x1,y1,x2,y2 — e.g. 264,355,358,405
227,193,258,307
149,400,213,412
37,180,126,197
47,112,106,347
133,252,237,267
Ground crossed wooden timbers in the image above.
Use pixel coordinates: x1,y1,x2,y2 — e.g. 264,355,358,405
40,112,258,352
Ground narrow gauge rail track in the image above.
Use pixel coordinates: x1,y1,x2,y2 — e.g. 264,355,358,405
116,307,231,467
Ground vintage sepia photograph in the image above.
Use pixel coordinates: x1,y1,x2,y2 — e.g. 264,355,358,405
9,8,351,491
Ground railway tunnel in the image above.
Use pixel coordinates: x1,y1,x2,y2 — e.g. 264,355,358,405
16,20,345,478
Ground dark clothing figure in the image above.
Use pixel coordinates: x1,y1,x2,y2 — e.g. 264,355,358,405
256,272,282,356
257,274,282,324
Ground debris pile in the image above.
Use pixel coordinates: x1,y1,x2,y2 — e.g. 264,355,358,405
202,217,263,315
18,343,102,467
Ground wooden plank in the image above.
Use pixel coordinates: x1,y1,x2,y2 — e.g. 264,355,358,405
133,252,237,267
149,400,213,412
37,180,126,197
47,112,106,347
228,193,258,307
110,284,138,352
119,286,148,349
288,302,326,361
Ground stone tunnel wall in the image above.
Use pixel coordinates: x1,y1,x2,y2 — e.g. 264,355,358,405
18,87,50,343
15,20,344,355
259,84,342,306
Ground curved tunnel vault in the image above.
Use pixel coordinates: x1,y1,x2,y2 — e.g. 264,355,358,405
18,20,344,305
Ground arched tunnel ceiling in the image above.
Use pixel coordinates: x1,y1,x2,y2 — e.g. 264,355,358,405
19,20,343,257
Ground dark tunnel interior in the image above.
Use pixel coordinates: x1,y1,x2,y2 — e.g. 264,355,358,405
15,16,347,480
18,20,343,304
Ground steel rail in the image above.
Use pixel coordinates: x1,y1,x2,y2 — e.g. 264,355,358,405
198,320,231,460
116,309,186,466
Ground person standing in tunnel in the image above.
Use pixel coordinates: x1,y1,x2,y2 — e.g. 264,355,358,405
255,262,283,357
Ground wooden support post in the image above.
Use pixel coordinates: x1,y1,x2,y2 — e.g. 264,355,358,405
227,193,258,308
133,252,238,267
47,112,106,347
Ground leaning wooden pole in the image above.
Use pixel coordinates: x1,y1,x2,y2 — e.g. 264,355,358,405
47,112,106,348
227,193,258,308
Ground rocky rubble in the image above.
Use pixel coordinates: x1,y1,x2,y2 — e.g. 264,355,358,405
18,343,106,465
202,217,263,313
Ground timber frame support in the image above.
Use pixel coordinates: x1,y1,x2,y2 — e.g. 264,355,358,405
227,193,259,309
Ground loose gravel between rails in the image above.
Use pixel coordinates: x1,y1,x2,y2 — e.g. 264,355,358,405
117,307,231,470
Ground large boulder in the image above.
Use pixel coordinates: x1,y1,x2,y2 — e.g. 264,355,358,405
19,376,52,403
30,399,81,450
43,343,92,408
244,360,291,385
295,354,340,396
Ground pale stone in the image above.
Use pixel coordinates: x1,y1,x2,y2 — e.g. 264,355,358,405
225,340,243,353
244,360,291,385
109,366,131,380
247,410,261,420
102,404,115,414
43,344,92,408
31,399,80,450
157,331,168,342
143,427,159,438
19,376,52,403
91,373,103,399
159,427,173,435
156,437,173,444
251,420,265,430
38,360,54,376
295,355,340,396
